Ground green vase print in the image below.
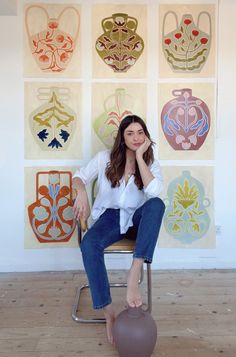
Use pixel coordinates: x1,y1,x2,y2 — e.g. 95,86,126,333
164,170,210,243
95,13,144,72
93,88,134,148
162,11,211,72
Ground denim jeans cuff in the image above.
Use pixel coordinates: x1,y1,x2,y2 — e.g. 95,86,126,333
93,298,112,310
133,253,152,264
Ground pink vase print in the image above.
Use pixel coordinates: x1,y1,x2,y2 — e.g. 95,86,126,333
161,88,210,150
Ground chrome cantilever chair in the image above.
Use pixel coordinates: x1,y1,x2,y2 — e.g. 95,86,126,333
72,221,152,324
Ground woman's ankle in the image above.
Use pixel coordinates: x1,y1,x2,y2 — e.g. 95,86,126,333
103,304,115,319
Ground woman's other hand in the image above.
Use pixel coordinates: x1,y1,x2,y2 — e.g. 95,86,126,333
73,190,90,222
72,177,90,223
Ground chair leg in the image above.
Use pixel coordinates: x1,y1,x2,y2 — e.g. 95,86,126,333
72,265,152,323
146,263,152,313
72,282,131,324
72,284,106,323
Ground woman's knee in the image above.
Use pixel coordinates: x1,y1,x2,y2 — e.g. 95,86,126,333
80,232,97,256
145,197,165,214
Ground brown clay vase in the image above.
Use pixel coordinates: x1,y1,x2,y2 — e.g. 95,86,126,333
112,306,157,357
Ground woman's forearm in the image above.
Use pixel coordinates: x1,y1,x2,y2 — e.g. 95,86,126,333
72,177,86,194
136,154,154,188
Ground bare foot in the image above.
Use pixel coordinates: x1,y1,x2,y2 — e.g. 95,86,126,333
127,266,142,308
104,305,116,345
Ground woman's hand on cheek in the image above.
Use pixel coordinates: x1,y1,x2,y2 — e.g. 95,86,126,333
136,136,151,158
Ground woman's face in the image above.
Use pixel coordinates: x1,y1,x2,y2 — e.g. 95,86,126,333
123,122,146,151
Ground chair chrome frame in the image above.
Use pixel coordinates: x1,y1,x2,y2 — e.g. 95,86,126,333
72,224,152,324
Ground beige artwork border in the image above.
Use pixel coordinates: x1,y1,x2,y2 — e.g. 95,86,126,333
24,3,81,78
92,4,147,78
158,166,215,249
91,82,147,154
159,4,216,78
24,82,82,160
158,82,215,160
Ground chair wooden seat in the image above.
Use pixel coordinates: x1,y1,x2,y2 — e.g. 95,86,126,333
105,239,135,252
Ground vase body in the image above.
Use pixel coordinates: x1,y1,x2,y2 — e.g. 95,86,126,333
28,170,76,243
162,12,211,72
112,306,157,357
93,88,133,148
29,88,76,150
161,88,210,150
95,13,144,72
164,170,210,243
25,5,80,72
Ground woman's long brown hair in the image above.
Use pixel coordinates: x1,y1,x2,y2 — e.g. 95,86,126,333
105,115,154,190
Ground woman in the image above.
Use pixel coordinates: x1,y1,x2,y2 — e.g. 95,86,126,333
72,115,165,344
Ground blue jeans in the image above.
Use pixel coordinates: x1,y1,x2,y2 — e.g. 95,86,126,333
80,197,165,309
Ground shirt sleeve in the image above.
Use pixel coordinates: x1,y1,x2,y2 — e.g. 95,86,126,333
143,159,164,199
72,151,101,185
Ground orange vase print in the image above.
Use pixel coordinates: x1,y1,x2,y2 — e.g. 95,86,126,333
25,5,80,72
28,171,76,243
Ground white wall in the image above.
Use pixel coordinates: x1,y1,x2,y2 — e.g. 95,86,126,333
0,0,235,272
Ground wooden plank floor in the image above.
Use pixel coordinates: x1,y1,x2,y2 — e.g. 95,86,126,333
0,270,236,357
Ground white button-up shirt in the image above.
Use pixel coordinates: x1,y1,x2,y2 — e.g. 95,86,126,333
73,150,163,234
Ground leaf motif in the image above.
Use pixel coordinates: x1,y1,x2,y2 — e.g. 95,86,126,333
48,138,62,149
41,197,51,207
46,44,54,51
173,209,180,214
38,129,49,142
192,223,200,232
59,130,70,142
